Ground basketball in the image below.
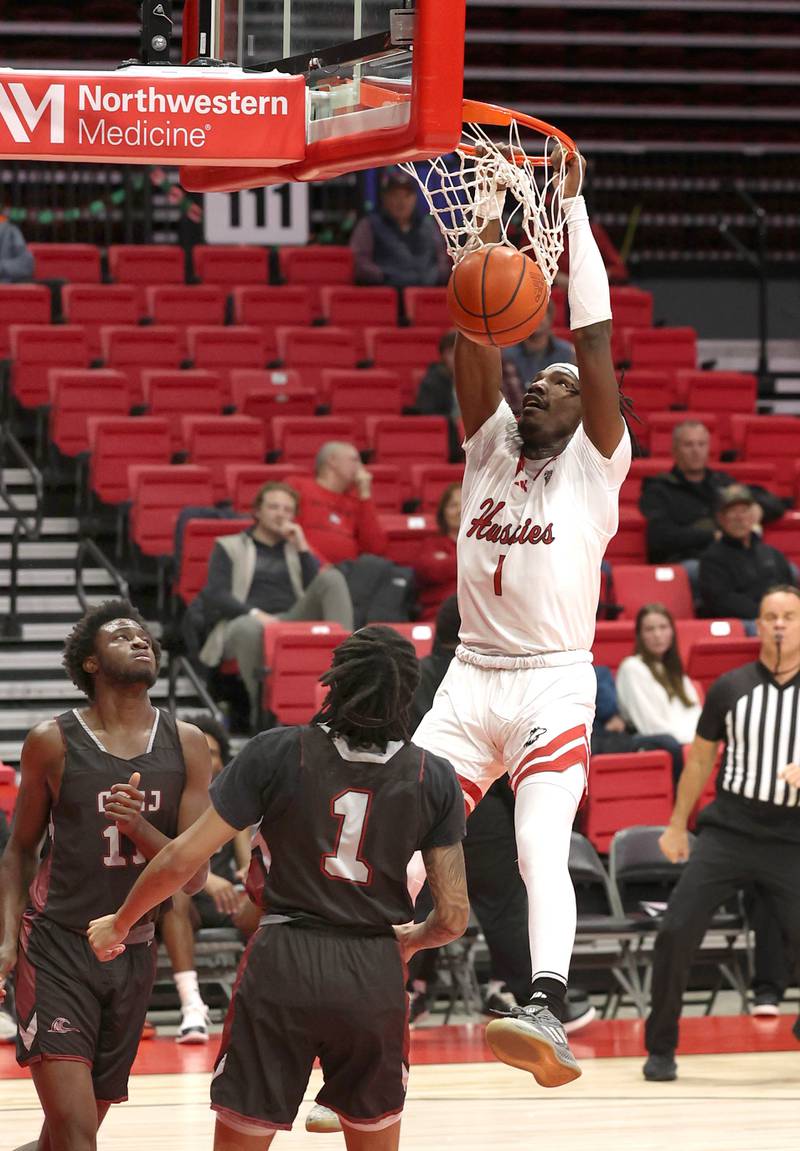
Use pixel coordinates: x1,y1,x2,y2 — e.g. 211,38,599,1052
447,244,550,347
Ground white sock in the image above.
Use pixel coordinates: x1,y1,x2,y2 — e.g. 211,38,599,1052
174,969,204,1012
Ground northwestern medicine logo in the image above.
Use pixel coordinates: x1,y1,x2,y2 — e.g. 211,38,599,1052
0,79,291,150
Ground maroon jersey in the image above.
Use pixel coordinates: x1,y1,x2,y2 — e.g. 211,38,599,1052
26,708,185,936
211,724,465,932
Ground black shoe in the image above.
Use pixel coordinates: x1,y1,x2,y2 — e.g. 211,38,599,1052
752,990,781,1018
485,1004,581,1087
643,1052,677,1081
483,985,517,1016
563,997,596,1035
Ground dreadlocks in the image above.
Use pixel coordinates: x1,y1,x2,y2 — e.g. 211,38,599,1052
617,369,643,457
316,625,421,751
62,599,160,700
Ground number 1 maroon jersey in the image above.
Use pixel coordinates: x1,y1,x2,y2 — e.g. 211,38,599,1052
210,725,465,931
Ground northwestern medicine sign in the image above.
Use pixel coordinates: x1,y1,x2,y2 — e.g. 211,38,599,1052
0,67,305,165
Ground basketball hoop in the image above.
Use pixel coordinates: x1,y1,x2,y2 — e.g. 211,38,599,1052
400,99,579,286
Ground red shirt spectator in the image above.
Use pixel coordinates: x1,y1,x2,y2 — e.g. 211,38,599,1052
415,483,460,620
292,442,387,565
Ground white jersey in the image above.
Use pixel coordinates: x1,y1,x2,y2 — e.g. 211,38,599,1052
457,399,631,660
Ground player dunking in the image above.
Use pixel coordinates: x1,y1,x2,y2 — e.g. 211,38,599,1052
88,626,469,1151
412,144,631,1085
0,600,211,1151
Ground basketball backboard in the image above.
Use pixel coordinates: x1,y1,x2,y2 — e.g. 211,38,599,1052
180,0,466,191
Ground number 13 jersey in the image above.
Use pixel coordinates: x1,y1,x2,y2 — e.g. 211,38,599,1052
210,725,465,931
26,708,185,935
458,400,631,660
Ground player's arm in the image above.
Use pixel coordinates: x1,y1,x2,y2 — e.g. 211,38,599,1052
394,842,470,961
88,805,236,961
556,146,625,459
0,722,61,1001
103,721,212,894
454,211,504,439
659,735,718,863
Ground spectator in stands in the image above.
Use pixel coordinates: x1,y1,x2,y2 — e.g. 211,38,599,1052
640,420,785,572
699,485,795,629
350,167,450,289
414,330,463,462
592,665,685,789
0,215,33,282
616,604,702,748
198,482,353,730
415,483,460,621
291,442,387,565
159,714,258,1043
500,301,576,417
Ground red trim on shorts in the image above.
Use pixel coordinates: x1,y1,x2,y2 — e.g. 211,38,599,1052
514,724,586,776
338,1105,405,1129
511,747,588,794
211,1103,291,1134
215,929,261,1065
22,1053,94,1070
457,774,483,813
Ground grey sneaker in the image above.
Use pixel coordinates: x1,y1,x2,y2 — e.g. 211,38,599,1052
643,1052,677,1081
485,1004,581,1087
305,1104,342,1133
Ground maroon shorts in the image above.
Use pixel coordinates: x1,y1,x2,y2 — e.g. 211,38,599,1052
211,923,409,1133
16,915,156,1103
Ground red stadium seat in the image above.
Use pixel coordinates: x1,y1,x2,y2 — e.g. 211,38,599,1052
271,415,356,469
0,285,51,358
584,752,674,853
620,370,679,415
0,765,18,818
327,372,403,448
101,325,182,407
49,370,131,458
229,368,305,410
366,416,449,467
141,370,225,452
128,465,216,558
30,243,101,283
722,461,778,491
378,621,435,659
275,327,358,394
62,284,141,357
763,511,800,566
646,411,721,458
109,244,185,286
193,245,268,286
87,416,172,506
403,287,451,328
144,286,227,350
675,619,746,661
320,367,401,408
224,464,307,512
182,415,266,501
611,564,694,620
232,285,314,329
9,325,90,409
367,464,405,512
591,621,636,672
320,286,398,355
627,327,697,371
187,326,272,403
175,517,253,604
265,622,349,724
409,464,465,514
378,514,439,566
686,638,761,693
278,246,354,316
676,370,757,416
242,389,318,431
610,286,654,330
604,509,647,564
364,327,445,405
619,457,673,510
734,414,799,466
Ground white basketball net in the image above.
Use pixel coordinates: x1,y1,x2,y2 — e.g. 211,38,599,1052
400,119,579,287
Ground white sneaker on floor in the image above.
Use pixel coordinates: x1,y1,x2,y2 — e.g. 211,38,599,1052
305,1104,342,1133
0,1011,16,1043
176,1003,210,1044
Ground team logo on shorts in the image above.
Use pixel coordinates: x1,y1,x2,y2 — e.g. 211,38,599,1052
48,1017,81,1034
523,726,547,749
544,470,553,485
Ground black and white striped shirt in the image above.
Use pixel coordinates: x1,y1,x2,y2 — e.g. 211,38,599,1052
696,661,800,842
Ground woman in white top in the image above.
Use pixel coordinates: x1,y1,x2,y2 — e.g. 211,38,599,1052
616,603,702,745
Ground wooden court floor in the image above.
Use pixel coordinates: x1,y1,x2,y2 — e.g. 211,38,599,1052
2,1020,799,1151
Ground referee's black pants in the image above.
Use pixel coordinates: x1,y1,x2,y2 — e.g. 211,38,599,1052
645,824,800,1055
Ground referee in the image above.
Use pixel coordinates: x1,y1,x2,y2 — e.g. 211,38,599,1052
644,585,800,1081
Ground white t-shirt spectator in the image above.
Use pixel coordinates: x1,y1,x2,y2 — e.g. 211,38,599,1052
616,654,702,744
